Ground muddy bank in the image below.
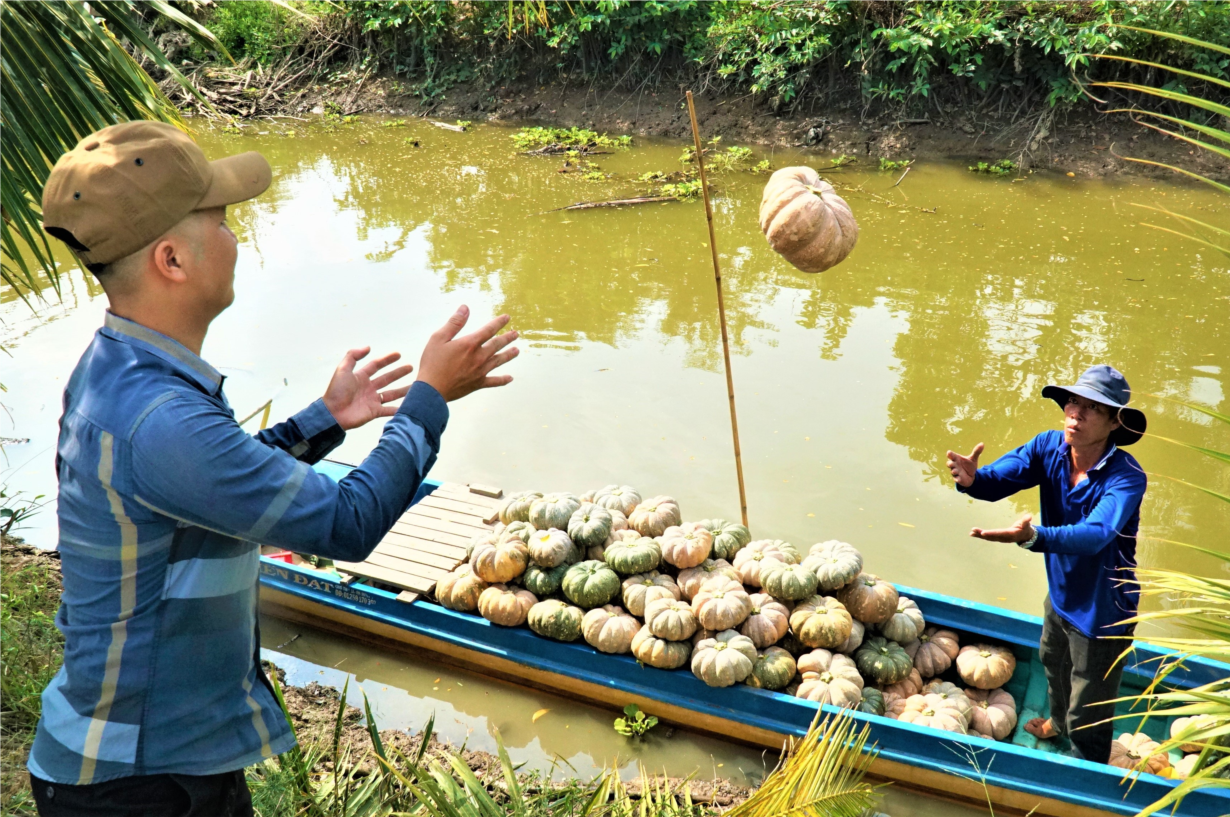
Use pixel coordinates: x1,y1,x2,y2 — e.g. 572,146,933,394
179,66,1224,180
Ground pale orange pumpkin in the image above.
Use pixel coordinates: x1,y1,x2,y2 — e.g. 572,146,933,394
956,643,1017,690
477,584,537,627
758,166,858,273
658,523,714,569
1109,732,1171,776
581,605,640,654
740,593,791,648
905,626,960,678
691,577,753,630
677,558,740,600
965,688,1018,741
879,667,924,699
835,572,899,625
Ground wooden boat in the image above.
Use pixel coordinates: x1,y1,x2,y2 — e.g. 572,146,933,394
259,467,1229,817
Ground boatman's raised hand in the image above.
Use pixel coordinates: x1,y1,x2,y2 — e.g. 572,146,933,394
323,347,416,431
971,513,1035,544
946,442,983,488
418,305,519,402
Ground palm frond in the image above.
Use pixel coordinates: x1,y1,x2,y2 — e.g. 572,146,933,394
1146,435,1230,466
724,710,882,817
0,0,223,299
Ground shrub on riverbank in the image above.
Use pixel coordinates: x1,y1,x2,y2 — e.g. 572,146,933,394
175,1,1230,117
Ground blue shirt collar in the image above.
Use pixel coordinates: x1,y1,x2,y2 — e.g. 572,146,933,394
1056,436,1118,473
100,311,223,395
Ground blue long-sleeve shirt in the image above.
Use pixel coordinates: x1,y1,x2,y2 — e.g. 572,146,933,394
958,430,1146,639
29,312,447,785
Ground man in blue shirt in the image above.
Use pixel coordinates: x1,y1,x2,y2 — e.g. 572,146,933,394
29,120,518,816
946,365,1147,763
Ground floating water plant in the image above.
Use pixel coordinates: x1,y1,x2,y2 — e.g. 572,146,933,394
969,159,1017,175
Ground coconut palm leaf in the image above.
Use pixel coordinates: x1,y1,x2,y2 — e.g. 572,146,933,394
0,0,223,299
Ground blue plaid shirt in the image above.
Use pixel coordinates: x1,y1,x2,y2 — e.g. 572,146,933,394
29,312,447,785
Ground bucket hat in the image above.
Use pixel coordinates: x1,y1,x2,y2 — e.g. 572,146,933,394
1041,364,1147,446
41,120,271,272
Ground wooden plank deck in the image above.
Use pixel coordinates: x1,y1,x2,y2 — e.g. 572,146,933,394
334,482,500,597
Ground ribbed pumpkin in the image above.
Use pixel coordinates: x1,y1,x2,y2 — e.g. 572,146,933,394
788,595,853,650
1173,754,1201,780
628,496,682,537
561,560,621,609
1171,714,1217,754
920,680,973,725
604,535,662,575
879,667,923,699
471,539,529,584
528,599,584,642
691,577,753,630
879,596,925,644
467,531,499,561
677,558,740,600
593,485,642,516
581,605,640,654
631,625,691,669
529,492,582,531
759,166,859,273
1109,732,1171,775
621,571,681,617
608,509,629,533
436,564,487,612
883,691,908,719
745,647,797,691
735,540,801,587
761,562,819,602
499,520,536,545
966,688,1017,741
956,644,1017,690
644,598,699,641
906,627,960,678
658,524,713,569
795,650,864,707
498,490,542,525
897,693,968,734
854,636,913,685
858,687,886,717
836,573,899,624
700,519,752,561
801,540,864,592
527,528,575,568
522,563,569,597
692,630,758,688
568,503,613,549
740,593,790,648
836,619,865,655
477,584,537,627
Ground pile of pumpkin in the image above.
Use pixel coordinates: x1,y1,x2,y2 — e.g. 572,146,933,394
435,487,1020,741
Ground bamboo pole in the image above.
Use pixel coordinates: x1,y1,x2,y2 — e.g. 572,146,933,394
685,90,749,528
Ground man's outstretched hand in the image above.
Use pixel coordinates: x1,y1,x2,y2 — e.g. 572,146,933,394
418,306,518,402
971,513,1035,544
946,442,984,488
323,348,416,431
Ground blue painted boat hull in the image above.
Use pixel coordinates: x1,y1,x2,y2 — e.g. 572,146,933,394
258,472,1229,817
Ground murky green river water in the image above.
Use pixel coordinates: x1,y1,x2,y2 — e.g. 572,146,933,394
3,117,1227,810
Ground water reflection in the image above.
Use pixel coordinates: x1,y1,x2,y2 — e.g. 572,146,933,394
2,118,1227,617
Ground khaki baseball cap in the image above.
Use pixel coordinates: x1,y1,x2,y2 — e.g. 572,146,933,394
41,120,271,270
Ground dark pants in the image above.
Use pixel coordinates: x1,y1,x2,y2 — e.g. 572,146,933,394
31,769,252,817
1039,595,1132,763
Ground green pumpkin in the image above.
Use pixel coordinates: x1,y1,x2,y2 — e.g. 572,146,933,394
567,503,613,548
527,599,584,642
499,491,542,525
529,493,582,530
801,540,863,592
603,536,662,575
760,562,819,602
745,647,797,691
561,560,621,608
500,520,536,544
522,563,569,596
701,519,752,561
854,636,914,685
858,687,886,716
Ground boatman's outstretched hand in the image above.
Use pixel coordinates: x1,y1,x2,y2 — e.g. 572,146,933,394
418,305,519,402
323,347,416,431
971,513,1035,545
946,442,983,488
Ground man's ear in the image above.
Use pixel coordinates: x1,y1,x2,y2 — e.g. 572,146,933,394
150,234,189,285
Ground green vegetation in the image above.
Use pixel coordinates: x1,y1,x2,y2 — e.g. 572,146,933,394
186,1,1230,115
0,540,63,814
968,159,1018,175
512,126,633,151
613,703,659,738
878,158,912,172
